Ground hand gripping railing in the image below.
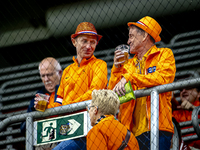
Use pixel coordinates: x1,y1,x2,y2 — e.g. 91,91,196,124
0,78,200,150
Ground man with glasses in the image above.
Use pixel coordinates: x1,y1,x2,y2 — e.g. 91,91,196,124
31,57,62,111
20,57,62,150
21,57,62,117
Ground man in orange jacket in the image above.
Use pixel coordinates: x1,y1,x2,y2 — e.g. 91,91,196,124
55,22,108,106
108,16,176,150
173,86,200,149
52,22,108,150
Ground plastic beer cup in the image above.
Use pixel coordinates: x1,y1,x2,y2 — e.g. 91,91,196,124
116,44,129,64
35,93,50,112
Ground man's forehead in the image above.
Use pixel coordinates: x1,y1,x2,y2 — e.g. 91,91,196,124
129,27,138,33
39,67,54,73
39,61,55,71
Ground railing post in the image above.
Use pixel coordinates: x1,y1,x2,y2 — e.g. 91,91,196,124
192,106,200,138
26,116,33,150
151,90,159,150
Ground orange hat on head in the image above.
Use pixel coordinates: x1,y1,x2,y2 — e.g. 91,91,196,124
127,16,162,42
71,22,102,42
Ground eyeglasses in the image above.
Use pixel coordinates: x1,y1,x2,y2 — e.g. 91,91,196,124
86,105,98,112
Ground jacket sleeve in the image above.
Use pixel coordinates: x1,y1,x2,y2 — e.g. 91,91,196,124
123,48,176,88
20,98,34,133
72,60,108,103
108,66,127,90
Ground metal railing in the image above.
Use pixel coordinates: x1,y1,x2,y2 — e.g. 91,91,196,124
1,29,200,124
0,78,200,149
192,106,200,138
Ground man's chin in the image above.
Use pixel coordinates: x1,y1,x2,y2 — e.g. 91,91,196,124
84,55,92,59
130,49,137,54
45,85,54,93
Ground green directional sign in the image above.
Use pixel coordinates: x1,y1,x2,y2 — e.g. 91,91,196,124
33,111,88,146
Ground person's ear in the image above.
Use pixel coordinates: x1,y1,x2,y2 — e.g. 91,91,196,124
58,70,62,77
96,37,98,45
72,38,76,47
93,106,98,115
142,32,148,42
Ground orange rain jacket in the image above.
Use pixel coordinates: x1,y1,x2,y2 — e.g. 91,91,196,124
87,115,139,150
173,100,200,148
56,55,108,105
108,45,176,135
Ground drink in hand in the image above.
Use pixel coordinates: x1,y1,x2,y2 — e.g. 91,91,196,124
36,93,49,112
116,44,129,65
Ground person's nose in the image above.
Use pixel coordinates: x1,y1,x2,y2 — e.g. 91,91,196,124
127,38,130,45
44,75,49,82
86,42,92,49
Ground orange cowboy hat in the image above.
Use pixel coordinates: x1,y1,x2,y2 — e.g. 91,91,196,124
71,22,102,42
127,16,162,42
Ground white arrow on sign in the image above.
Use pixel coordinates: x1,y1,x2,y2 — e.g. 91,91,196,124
68,119,81,135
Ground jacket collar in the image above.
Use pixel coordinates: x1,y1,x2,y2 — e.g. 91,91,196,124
132,45,160,65
133,45,160,59
95,115,115,125
73,55,96,67
44,85,59,101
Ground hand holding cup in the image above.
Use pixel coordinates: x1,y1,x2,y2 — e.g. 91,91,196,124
114,44,129,68
34,93,50,112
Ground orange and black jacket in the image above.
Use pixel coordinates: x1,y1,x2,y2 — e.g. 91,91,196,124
87,115,139,150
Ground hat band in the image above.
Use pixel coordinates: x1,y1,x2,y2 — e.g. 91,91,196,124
137,21,147,27
77,30,97,35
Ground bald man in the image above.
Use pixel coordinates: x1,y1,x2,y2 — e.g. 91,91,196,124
37,57,62,109
20,57,62,133
39,57,62,94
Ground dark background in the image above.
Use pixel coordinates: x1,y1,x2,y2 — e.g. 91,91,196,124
0,0,200,68
0,1,200,149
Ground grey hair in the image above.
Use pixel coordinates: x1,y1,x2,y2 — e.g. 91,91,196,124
91,89,120,116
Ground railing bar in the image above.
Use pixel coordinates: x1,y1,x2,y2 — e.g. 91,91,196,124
150,90,159,150
26,117,33,150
